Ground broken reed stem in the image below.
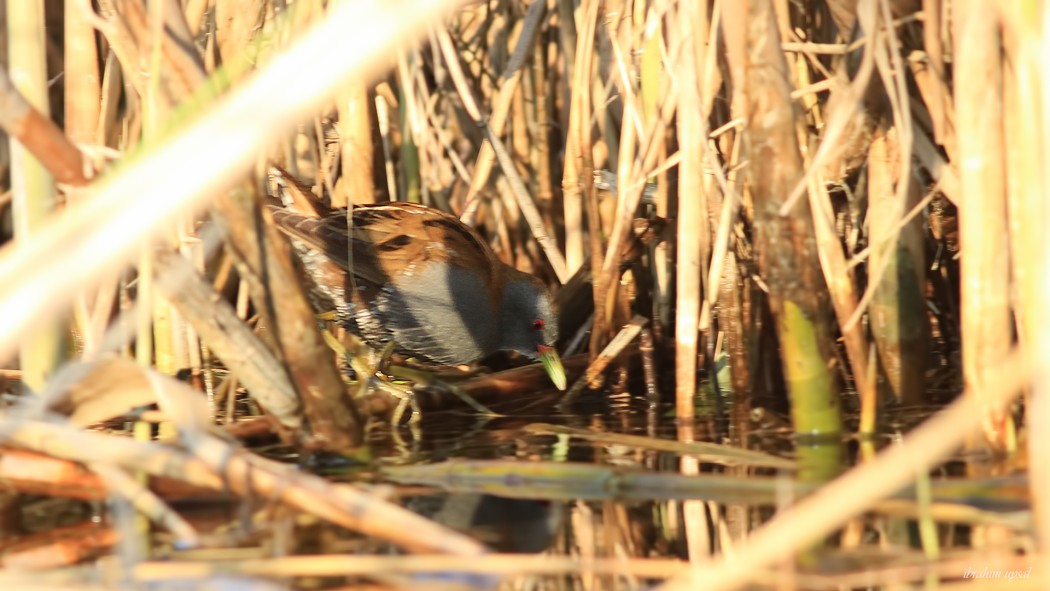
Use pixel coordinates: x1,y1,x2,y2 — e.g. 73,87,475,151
560,315,648,409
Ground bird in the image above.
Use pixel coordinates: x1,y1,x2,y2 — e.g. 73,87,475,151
269,201,566,390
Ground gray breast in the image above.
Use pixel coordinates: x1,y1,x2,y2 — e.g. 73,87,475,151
369,262,498,365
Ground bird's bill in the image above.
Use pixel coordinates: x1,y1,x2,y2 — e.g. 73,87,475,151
537,345,567,391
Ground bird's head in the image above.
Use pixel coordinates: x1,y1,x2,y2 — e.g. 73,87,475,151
498,270,566,390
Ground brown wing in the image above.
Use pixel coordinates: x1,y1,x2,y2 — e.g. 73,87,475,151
271,203,499,288
352,203,498,284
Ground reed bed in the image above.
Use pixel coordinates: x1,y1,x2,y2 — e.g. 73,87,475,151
0,0,1046,589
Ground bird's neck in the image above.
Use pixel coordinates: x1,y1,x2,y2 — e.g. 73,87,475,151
497,268,533,322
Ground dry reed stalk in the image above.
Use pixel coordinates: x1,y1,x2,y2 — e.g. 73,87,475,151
336,81,375,206
603,8,642,335
1,412,225,490
512,79,531,196
643,6,672,343
213,186,362,448
953,0,1012,451
867,125,927,406
733,0,841,437
704,145,741,332
920,0,954,152
374,89,398,201
532,28,554,205
570,501,598,590
214,0,267,64
709,119,754,412
133,260,155,553
183,0,209,36
0,68,90,186
6,0,64,391
597,1,694,346
90,462,199,546
96,0,207,119
0,0,468,375
657,347,1032,591
165,261,191,382
681,458,710,562
167,237,194,380
458,0,546,222
1,407,486,555
180,240,206,394
152,248,301,431
494,178,523,262
590,83,613,184
64,0,101,146
97,51,123,148
131,554,692,581
395,51,422,203
151,293,179,376
491,190,514,264
138,2,172,393
672,0,705,418
805,159,874,434
995,0,1050,552
562,0,599,287
435,27,567,282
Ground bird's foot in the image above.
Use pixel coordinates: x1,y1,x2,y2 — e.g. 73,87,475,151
387,365,501,417
387,382,422,426
315,310,340,322
317,329,424,423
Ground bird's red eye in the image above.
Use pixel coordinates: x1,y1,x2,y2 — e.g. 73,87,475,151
531,319,545,331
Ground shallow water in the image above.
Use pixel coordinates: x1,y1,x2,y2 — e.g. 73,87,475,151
0,385,1032,590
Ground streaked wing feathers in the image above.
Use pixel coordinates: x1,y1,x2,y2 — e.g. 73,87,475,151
271,203,499,289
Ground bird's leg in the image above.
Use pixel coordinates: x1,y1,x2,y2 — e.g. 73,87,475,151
441,381,501,417
370,341,426,424
390,410,423,451
319,327,367,386
378,341,495,424
381,379,421,425
322,330,492,419
376,340,398,374
315,310,340,322
318,327,424,423
391,396,408,425
386,365,500,417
